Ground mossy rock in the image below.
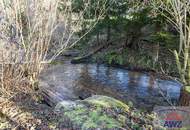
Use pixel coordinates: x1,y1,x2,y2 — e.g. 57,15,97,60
83,96,129,112
54,95,153,130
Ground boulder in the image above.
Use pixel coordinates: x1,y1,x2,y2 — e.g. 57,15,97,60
54,95,154,130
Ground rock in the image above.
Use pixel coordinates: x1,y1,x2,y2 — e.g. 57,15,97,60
54,95,153,130
55,100,77,112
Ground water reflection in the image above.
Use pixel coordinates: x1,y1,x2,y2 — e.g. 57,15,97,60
40,63,182,110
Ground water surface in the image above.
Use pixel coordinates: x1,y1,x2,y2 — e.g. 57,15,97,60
40,63,182,110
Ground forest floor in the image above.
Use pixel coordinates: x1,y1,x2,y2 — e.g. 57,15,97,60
0,94,56,130
0,93,155,130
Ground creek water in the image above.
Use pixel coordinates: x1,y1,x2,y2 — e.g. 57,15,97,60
40,62,182,110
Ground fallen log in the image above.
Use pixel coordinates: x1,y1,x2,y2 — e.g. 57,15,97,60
39,81,78,107
71,41,111,64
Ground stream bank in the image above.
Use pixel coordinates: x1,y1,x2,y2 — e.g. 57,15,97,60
0,55,183,129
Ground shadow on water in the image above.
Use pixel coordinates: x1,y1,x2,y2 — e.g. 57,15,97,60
40,63,182,111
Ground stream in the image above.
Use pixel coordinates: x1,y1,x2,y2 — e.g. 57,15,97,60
40,61,182,111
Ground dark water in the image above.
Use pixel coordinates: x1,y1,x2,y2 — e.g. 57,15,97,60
40,63,182,110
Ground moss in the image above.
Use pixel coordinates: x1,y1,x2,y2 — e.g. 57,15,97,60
117,114,126,124
64,107,88,125
50,61,65,65
98,115,122,129
61,103,123,129
84,96,129,112
82,119,98,130
55,95,153,129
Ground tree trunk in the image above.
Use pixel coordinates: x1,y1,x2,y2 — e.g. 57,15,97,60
106,16,111,42
107,25,111,41
97,31,100,44
179,86,190,106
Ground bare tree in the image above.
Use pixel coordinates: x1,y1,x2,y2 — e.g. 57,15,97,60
0,0,107,98
151,0,190,85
